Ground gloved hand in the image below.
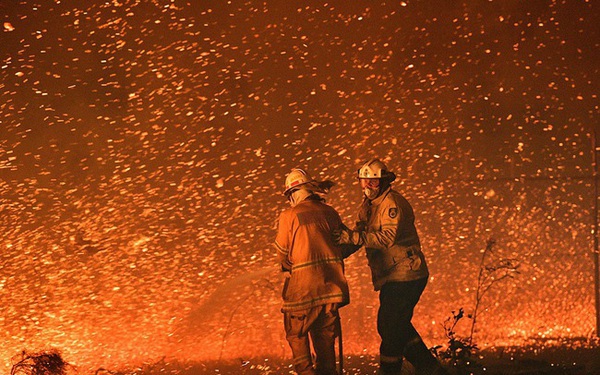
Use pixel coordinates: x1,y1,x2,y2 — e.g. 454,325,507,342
333,227,364,246
355,220,367,232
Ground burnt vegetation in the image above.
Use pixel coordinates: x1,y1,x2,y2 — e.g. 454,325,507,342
10,350,69,375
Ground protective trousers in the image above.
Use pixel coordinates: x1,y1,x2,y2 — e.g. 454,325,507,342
378,279,444,375
284,303,339,375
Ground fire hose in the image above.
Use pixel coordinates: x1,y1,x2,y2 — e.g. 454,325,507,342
337,314,343,375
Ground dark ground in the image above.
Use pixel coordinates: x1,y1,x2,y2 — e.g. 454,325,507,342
93,345,599,375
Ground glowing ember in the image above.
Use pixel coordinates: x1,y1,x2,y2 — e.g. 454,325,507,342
0,0,597,373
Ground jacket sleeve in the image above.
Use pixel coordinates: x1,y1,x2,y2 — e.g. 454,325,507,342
274,210,293,271
341,243,362,258
363,200,401,249
329,210,360,259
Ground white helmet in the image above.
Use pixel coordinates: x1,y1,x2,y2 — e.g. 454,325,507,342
284,168,313,195
358,159,396,182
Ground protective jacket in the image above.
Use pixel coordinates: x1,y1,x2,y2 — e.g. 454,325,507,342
358,187,429,291
275,195,350,312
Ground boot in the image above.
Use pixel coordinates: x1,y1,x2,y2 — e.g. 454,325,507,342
378,359,403,375
403,338,446,375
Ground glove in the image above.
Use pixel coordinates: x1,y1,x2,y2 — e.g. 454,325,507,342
354,220,367,232
333,227,364,246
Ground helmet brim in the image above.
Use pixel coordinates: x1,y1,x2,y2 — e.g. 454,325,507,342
283,181,311,196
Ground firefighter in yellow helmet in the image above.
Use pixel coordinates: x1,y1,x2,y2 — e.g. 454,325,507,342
275,168,349,375
334,159,449,375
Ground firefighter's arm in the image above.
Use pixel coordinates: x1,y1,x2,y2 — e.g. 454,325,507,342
340,243,362,259
275,211,293,272
274,241,292,271
332,211,364,257
333,223,365,247
338,219,367,258
363,203,400,249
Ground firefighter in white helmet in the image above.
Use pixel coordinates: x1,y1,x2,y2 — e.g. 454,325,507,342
334,159,449,375
275,168,349,375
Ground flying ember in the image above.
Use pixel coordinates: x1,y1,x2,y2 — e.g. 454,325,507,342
0,0,598,374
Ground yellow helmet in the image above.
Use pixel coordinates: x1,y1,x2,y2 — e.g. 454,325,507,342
284,168,313,195
358,159,396,181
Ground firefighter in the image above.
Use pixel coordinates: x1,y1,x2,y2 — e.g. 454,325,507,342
333,159,449,375
275,168,349,375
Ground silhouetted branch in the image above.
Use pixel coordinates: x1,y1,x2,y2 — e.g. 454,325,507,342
218,277,279,362
469,239,520,345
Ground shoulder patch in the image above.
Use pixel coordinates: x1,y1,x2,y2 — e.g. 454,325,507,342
388,207,398,219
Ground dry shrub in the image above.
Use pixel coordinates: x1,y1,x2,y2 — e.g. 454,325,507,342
11,349,69,375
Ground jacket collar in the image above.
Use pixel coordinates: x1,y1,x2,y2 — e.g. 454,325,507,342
289,189,312,207
369,186,391,206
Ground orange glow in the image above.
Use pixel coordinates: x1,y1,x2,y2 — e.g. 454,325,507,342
1,0,597,372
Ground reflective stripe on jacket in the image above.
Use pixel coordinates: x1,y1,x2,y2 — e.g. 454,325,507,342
359,187,429,290
275,197,350,312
